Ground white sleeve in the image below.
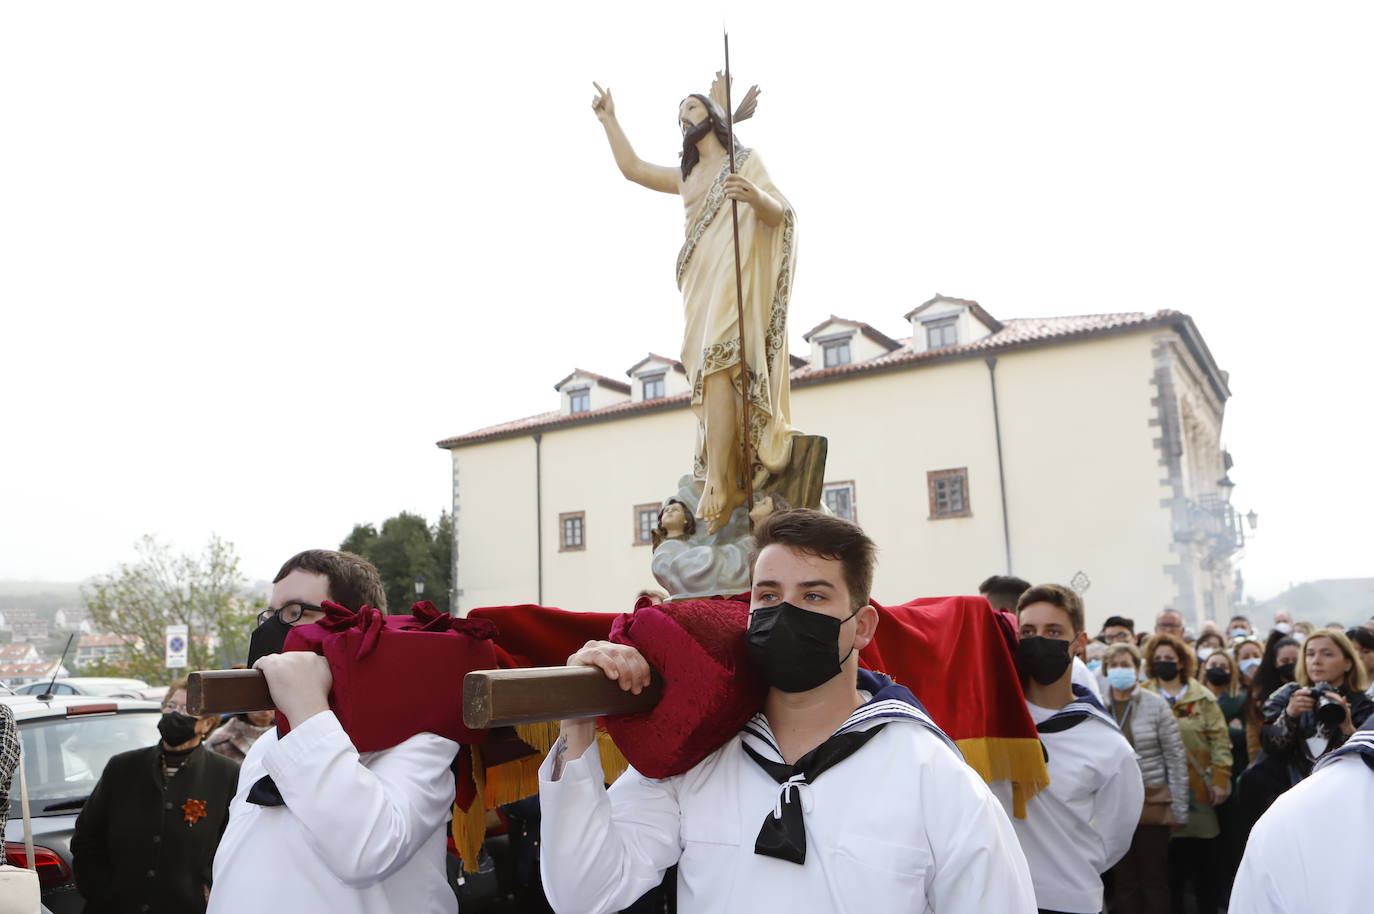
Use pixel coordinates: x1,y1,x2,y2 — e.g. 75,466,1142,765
921,754,1038,913
538,738,683,914
261,711,457,887
1072,657,1103,701
1230,800,1294,914
1090,737,1145,870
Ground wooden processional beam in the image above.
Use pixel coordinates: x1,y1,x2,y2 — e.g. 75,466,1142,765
186,666,662,727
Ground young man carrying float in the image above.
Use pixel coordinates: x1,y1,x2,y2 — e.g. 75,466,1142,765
991,584,1144,914
208,550,461,914
538,509,1037,913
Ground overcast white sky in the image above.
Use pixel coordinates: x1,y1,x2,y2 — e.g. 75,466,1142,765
2,2,1371,600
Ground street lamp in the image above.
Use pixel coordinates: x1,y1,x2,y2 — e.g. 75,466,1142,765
1245,510,1258,531
1216,475,1236,502
413,576,426,602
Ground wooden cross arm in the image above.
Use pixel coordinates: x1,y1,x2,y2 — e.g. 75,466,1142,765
187,669,275,715
187,666,662,727
462,666,661,728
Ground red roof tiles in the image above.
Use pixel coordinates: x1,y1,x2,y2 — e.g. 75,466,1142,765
438,310,1224,449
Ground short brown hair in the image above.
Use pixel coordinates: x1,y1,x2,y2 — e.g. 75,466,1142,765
273,549,386,612
752,508,876,608
1015,583,1085,634
1143,632,1194,682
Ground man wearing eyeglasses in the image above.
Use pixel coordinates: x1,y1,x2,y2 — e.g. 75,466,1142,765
208,549,461,914
72,677,240,914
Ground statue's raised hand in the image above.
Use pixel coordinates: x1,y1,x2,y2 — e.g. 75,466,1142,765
591,82,616,122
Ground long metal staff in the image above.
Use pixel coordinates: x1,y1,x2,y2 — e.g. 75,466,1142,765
724,32,753,515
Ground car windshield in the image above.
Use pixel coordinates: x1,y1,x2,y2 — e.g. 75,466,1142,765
9,711,161,817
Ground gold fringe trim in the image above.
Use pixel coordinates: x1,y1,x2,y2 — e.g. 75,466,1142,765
484,754,543,808
955,736,1050,820
476,725,632,811
515,721,562,755
596,730,630,784
452,745,489,872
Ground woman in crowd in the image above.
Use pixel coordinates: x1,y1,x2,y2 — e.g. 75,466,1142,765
72,677,240,914
1239,630,1372,839
1243,633,1300,760
1200,648,1249,904
1142,633,1231,914
1346,626,1374,698
1259,629,1372,778
1103,642,1187,914
1194,631,1225,665
1233,638,1264,684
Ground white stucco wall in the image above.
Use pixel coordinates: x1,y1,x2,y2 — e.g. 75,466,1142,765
449,326,1224,631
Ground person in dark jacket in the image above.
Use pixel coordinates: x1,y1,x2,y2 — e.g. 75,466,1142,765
71,677,240,913
1259,630,1373,780
1239,630,1372,840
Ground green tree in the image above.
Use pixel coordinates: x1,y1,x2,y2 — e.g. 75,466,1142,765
82,535,263,685
340,511,453,614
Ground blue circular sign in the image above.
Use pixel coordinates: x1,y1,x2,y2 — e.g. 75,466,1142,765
169,636,186,652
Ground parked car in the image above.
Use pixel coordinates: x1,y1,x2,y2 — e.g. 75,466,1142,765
13,678,151,700
2,694,162,914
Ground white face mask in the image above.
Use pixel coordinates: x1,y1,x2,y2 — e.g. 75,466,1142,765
1198,647,1216,662
1274,622,1293,635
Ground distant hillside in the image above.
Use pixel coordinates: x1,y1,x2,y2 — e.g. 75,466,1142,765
0,581,85,613
1252,578,1374,628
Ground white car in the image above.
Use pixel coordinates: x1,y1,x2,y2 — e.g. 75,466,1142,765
2,694,162,914
13,678,152,700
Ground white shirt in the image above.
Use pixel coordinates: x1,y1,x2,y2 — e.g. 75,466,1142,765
208,711,459,914
992,700,1143,914
539,711,1036,914
1231,752,1374,913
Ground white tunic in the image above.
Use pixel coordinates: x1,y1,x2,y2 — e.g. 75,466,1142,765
539,713,1036,913
1231,752,1374,913
991,701,1143,914
208,711,459,914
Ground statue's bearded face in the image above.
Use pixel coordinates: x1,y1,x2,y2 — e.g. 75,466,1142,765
679,96,709,135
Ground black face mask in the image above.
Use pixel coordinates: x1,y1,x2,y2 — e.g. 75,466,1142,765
1204,667,1231,686
1016,636,1073,686
247,615,293,668
1153,660,1180,682
158,711,200,747
1276,661,1297,683
746,601,859,693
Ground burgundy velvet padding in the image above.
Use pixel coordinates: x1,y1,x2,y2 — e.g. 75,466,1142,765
279,600,498,752
604,598,766,779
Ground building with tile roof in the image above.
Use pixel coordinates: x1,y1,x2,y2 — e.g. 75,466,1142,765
437,296,1242,632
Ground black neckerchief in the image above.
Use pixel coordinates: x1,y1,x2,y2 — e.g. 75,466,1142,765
741,725,886,865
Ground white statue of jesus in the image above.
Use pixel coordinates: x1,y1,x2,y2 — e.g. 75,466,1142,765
592,77,799,533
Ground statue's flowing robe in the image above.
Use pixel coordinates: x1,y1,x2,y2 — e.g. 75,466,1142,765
676,148,798,487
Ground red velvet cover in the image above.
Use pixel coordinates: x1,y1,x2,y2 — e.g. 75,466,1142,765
857,596,1033,744
279,600,498,752
467,603,622,669
469,595,1036,777
603,598,767,778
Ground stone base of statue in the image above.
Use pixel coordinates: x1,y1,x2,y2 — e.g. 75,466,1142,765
650,435,828,600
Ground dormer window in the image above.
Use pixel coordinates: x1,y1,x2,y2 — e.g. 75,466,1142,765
568,387,590,414
926,318,958,350
642,372,665,400
822,338,852,367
